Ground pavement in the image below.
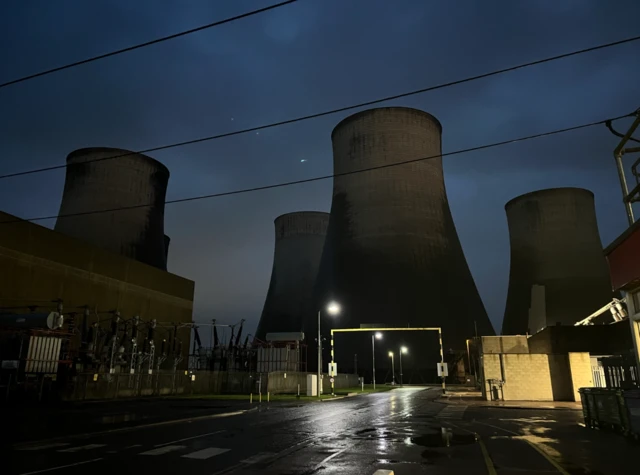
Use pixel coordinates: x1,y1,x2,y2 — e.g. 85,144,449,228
440,387,583,411
3,387,637,475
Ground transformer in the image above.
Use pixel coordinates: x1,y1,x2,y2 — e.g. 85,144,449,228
54,147,169,270
502,187,613,335
255,212,329,341
311,107,494,374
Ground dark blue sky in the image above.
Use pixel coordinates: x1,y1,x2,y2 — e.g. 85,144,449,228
1,0,639,335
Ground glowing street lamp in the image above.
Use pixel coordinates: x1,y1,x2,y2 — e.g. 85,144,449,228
372,332,382,389
388,351,395,385
399,346,408,386
317,301,340,397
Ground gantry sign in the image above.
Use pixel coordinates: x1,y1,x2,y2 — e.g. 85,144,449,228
328,327,445,395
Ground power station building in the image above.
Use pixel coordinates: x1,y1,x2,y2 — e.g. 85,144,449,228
54,147,170,270
255,212,329,341
311,107,494,376
502,188,613,335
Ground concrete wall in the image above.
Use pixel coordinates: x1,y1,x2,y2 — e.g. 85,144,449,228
0,211,194,361
480,336,529,354
568,352,593,402
482,352,589,402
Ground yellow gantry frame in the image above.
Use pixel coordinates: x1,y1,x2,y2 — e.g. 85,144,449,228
329,327,445,395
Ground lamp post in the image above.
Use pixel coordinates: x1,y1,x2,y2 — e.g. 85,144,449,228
399,346,407,386
372,332,382,389
388,351,395,385
318,301,340,398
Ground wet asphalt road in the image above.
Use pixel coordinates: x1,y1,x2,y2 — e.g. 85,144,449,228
5,388,636,475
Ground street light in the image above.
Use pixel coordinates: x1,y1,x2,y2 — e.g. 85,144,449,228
318,301,340,398
399,346,408,386
372,332,382,389
388,351,395,385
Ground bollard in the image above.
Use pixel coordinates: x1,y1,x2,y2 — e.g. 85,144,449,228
250,393,253,404
268,392,270,402
259,392,262,403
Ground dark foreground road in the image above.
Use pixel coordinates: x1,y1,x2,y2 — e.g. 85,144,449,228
5,388,637,475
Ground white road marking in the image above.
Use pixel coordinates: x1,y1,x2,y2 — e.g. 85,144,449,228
155,430,225,447
125,444,142,449
318,447,347,465
182,447,230,460
373,470,395,475
58,444,106,453
19,458,103,475
17,443,71,451
139,445,186,456
241,452,276,464
436,405,467,420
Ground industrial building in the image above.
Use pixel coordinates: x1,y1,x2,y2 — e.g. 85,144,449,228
311,107,494,376
0,210,194,400
502,188,613,335
255,212,329,343
54,147,170,270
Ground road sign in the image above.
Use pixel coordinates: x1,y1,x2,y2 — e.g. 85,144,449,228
330,377,335,383
328,362,337,376
437,363,448,377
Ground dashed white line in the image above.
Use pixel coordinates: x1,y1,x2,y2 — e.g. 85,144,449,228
241,452,276,464
19,458,103,475
17,443,71,451
58,444,106,453
182,447,230,460
139,445,186,456
155,430,225,447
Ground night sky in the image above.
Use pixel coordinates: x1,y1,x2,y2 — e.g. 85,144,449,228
1,0,639,338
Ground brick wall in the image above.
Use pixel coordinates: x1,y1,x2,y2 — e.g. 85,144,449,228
480,336,529,354
568,352,593,402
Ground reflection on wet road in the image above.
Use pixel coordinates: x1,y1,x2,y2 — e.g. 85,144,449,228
7,387,636,475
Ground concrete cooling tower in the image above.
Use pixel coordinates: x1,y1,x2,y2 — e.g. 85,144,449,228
255,212,329,341
55,148,169,270
502,188,613,335
312,107,494,363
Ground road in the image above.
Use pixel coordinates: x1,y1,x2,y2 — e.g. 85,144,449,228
5,388,636,475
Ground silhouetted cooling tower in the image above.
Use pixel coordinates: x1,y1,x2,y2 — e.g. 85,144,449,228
164,234,171,268
255,212,329,341
312,107,494,356
55,148,169,270
502,188,613,335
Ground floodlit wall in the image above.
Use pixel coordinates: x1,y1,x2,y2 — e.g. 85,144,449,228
480,336,529,354
481,352,591,401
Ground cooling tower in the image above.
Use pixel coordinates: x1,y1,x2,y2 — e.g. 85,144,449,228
164,234,171,268
55,147,169,270
255,212,329,341
502,188,613,335
311,107,494,362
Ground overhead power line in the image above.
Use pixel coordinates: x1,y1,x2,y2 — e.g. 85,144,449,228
1,33,638,182
2,111,633,226
0,0,299,89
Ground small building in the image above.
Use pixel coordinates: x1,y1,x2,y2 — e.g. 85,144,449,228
604,218,640,373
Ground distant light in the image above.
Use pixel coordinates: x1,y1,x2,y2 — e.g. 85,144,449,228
256,132,260,135
300,159,307,163
326,301,341,315
401,346,408,354
388,351,393,357
231,117,234,121
375,332,382,340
